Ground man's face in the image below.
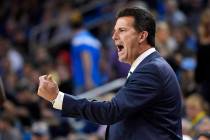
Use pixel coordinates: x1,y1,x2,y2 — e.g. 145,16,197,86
112,16,141,64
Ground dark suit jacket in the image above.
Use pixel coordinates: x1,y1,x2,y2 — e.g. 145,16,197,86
62,51,182,140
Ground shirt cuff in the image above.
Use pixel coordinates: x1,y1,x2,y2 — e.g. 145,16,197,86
53,91,64,110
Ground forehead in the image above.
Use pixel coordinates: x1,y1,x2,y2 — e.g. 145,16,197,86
114,16,135,28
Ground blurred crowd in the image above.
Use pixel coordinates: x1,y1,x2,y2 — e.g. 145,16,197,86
0,0,210,140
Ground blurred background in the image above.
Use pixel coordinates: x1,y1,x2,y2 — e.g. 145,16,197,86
0,0,210,140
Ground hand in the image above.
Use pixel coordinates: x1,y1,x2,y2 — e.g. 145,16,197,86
37,74,59,102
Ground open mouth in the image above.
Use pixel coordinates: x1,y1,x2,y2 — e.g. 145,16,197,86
117,45,124,52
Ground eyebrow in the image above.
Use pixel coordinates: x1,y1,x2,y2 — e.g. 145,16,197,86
118,27,127,29
113,27,127,31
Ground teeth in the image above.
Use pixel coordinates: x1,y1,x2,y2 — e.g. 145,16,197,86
115,43,124,52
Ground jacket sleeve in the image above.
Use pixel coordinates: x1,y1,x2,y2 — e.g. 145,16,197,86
62,63,162,125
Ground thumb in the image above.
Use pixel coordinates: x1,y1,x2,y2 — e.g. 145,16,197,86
47,74,53,82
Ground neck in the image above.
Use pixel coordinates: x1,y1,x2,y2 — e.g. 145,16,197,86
130,45,152,65
129,47,152,65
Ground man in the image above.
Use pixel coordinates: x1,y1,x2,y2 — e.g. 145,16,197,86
70,11,102,94
37,7,182,140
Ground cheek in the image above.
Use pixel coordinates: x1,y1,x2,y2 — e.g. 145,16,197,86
123,41,133,55
124,36,137,48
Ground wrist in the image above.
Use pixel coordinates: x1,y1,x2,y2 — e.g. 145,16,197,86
51,90,59,104
52,91,64,110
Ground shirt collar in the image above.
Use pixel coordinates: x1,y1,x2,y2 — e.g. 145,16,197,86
127,48,156,78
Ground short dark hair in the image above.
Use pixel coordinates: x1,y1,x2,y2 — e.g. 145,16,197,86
117,7,156,47
69,11,83,29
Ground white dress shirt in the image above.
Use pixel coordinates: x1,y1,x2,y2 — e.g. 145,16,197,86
127,48,156,78
53,48,156,110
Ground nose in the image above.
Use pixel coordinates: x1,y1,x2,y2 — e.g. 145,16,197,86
112,30,119,41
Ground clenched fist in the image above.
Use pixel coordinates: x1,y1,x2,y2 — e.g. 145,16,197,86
37,74,59,102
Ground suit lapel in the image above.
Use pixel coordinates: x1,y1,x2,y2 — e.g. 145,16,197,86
124,51,161,87
125,51,161,82
133,51,161,73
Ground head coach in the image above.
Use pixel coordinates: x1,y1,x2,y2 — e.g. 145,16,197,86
37,7,182,140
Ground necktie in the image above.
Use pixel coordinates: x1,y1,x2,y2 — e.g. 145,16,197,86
127,71,133,78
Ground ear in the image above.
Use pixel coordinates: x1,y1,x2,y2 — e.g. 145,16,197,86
138,31,148,44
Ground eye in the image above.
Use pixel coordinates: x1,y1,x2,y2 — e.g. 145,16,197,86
119,28,126,32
